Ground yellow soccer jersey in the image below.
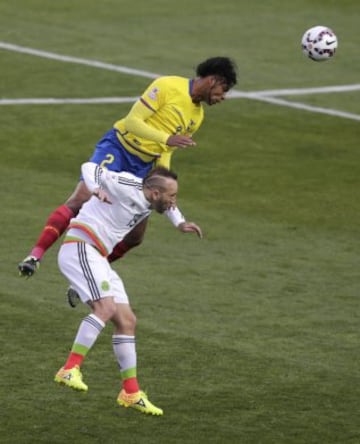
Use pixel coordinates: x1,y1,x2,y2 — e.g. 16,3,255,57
113,76,204,168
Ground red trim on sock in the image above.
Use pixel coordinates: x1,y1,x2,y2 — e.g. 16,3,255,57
58,204,75,219
31,205,75,260
123,377,140,394
64,352,85,370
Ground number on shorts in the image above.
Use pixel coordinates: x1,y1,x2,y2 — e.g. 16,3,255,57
100,154,115,169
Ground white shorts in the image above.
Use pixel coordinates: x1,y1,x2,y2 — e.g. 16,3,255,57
58,242,129,305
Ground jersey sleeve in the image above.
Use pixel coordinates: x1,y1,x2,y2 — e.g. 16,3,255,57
81,162,107,193
165,206,186,227
122,78,170,144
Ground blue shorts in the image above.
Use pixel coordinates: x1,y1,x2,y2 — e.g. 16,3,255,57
88,128,154,178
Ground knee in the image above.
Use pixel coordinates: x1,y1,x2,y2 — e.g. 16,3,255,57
114,309,137,335
65,182,92,215
123,311,137,332
93,299,118,323
65,199,84,216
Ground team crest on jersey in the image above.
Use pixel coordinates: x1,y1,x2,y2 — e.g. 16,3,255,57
148,87,159,101
101,281,110,291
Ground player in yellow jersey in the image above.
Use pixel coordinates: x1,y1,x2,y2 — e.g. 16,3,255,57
114,75,205,168
18,56,237,277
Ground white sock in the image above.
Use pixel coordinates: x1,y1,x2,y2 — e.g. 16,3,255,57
112,335,137,372
73,314,105,350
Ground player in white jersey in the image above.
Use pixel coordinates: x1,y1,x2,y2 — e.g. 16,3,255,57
64,164,154,260
55,163,199,415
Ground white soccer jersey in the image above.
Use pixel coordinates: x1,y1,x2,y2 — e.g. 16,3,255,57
64,162,152,256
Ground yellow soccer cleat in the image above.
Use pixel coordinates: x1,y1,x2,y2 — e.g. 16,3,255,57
117,389,163,416
54,365,88,392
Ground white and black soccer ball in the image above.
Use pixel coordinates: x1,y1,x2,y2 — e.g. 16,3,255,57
301,25,338,61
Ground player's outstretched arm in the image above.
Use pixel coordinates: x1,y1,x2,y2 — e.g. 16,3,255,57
177,221,203,239
165,207,202,239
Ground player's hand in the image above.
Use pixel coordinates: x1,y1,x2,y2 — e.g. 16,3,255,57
93,188,112,204
166,134,196,148
177,222,203,239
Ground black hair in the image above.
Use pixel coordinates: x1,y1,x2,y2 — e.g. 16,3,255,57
196,57,237,90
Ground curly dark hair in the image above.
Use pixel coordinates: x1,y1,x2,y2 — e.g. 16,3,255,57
196,57,237,90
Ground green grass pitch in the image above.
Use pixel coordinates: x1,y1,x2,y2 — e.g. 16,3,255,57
0,1,359,443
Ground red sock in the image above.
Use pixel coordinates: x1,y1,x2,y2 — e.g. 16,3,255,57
30,204,75,260
123,377,140,394
107,240,131,263
64,352,85,370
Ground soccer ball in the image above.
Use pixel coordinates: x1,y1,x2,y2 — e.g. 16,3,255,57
301,26,338,61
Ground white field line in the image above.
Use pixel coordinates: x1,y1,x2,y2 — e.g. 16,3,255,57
1,41,359,121
0,97,138,105
0,41,160,79
229,84,360,97
243,95,360,121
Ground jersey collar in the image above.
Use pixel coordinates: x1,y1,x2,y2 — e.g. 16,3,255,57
189,79,194,96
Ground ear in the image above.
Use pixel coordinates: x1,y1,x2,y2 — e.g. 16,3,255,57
208,75,217,87
151,188,161,200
